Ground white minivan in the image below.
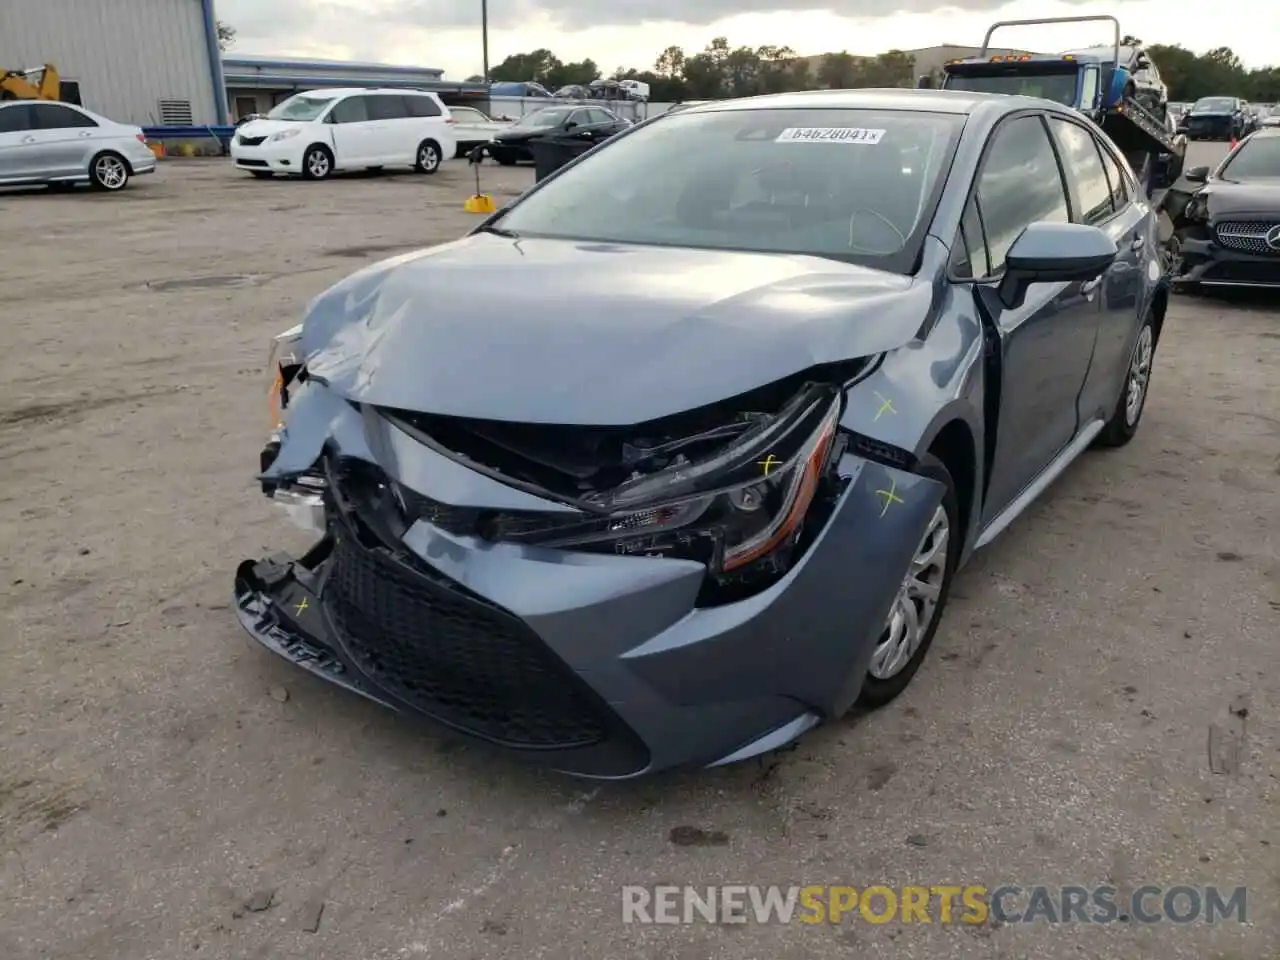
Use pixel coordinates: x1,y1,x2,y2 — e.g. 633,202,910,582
230,88,457,180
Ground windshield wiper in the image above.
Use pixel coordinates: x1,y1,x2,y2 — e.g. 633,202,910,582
476,224,519,238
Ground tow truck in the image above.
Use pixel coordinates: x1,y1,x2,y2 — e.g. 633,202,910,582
927,15,1186,196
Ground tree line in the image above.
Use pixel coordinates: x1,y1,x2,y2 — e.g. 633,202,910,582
482,37,1280,103
480,39,916,100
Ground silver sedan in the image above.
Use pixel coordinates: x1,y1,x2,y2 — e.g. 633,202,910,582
0,100,157,191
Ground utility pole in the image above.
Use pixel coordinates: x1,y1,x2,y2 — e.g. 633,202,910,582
481,0,490,82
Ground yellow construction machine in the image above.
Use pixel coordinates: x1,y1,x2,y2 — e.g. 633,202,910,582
1,63,61,100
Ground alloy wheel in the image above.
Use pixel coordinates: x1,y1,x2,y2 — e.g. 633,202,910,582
95,155,127,190
419,144,440,172
1125,325,1154,426
307,150,330,178
868,504,949,680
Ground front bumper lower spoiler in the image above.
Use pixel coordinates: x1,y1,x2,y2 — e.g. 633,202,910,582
234,549,399,713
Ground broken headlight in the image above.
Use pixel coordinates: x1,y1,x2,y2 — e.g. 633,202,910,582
500,387,844,576
265,323,305,430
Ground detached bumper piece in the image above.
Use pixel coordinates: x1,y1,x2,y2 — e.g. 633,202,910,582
234,528,650,776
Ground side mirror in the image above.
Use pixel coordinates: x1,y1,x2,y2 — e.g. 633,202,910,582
997,222,1118,310
1184,165,1209,183
917,74,934,89
564,120,577,130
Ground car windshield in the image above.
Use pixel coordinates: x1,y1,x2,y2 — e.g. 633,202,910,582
267,95,335,121
515,107,574,128
493,107,963,269
1219,136,1280,179
944,70,1079,106
1193,98,1234,113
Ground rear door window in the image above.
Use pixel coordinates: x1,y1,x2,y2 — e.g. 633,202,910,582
367,95,409,121
32,104,98,129
404,95,442,118
1049,117,1115,224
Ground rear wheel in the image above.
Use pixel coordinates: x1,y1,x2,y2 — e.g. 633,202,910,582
415,139,442,174
89,152,130,191
857,454,960,708
1096,312,1156,448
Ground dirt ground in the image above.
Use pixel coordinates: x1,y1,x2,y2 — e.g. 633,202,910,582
1,145,1277,960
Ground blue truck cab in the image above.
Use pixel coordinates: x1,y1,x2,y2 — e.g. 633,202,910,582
932,15,1183,195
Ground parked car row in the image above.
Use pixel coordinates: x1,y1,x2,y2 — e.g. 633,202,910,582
1175,96,1274,141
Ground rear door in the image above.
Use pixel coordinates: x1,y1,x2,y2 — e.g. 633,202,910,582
325,95,374,168
962,113,1106,519
404,93,450,156
1046,115,1146,425
0,104,40,182
30,103,102,177
365,93,412,163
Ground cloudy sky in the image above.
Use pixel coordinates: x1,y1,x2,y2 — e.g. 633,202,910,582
214,0,1277,80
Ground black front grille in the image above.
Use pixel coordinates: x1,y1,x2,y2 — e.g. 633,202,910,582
322,532,610,749
237,158,268,167
238,134,267,146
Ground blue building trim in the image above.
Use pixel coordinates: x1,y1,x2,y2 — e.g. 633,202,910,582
223,57,444,78
199,0,229,124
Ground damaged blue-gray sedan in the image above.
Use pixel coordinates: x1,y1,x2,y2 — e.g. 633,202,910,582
236,89,1167,778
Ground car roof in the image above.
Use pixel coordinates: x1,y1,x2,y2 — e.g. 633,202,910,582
678,87,1008,116
290,87,438,98
673,87,1075,122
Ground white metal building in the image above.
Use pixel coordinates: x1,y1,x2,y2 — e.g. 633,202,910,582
223,55,481,122
0,0,226,126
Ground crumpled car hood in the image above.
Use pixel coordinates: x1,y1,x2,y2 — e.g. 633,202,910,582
300,233,933,425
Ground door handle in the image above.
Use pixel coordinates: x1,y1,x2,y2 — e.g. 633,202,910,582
79,130,93,137
1130,235,1146,250
21,135,36,143
1080,276,1103,297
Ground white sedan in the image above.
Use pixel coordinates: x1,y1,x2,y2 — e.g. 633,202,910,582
446,106,512,157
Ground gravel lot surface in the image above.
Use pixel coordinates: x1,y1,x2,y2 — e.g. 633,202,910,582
1,143,1276,960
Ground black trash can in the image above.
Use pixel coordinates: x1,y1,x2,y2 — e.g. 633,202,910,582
529,136,594,182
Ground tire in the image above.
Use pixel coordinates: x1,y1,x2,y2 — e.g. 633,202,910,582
415,139,442,174
1096,311,1156,448
301,144,333,180
857,453,960,709
493,151,517,166
89,152,130,191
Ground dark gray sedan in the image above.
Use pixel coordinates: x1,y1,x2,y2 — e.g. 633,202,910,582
237,89,1168,778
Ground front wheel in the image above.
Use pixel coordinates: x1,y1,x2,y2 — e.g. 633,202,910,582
89,152,130,191
1096,312,1156,448
857,454,959,708
302,145,333,180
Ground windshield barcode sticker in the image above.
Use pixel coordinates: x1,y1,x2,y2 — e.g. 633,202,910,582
775,127,886,144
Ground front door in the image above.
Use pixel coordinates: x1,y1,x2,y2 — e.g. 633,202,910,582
0,103,41,181
968,114,1104,520
325,95,375,168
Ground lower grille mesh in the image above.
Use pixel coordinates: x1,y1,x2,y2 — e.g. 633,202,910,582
323,533,609,748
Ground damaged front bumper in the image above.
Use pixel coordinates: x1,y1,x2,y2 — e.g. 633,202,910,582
235,382,944,778
1172,231,1280,288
